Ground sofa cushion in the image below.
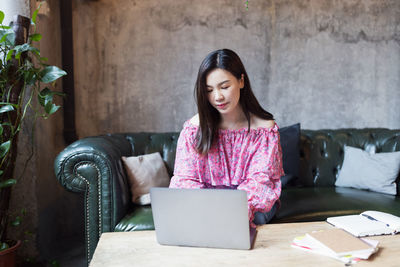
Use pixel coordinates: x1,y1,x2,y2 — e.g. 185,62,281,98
115,187,400,232
335,146,400,195
279,123,301,186
274,187,400,223
114,206,155,231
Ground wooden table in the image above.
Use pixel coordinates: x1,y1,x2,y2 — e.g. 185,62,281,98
89,222,400,267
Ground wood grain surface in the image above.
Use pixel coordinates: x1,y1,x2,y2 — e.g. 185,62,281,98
90,221,400,267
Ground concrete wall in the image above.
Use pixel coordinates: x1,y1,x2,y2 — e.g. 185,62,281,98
0,0,30,24
32,0,85,262
4,0,400,264
72,0,400,138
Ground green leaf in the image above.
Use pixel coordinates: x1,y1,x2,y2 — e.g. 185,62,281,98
0,170,3,176
32,7,39,25
49,104,60,115
29,33,42,42
1,122,12,127
0,102,18,108
0,11,4,25
6,49,13,61
39,66,67,83
0,104,14,114
0,242,9,252
40,88,65,97
5,31,15,45
38,88,51,106
0,28,14,46
51,260,60,267
14,43,40,59
0,140,11,158
24,230,33,236
0,124,3,135
38,88,65,108
0,32,8,43
11,216,21,226
0,178,17,189
24,70,38,85
44,101,52,113
0,28,13,42
45,102,60,115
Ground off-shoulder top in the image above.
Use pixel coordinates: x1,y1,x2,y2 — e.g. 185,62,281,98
169,120,284,224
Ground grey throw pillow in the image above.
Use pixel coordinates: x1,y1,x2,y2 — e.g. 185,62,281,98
335,146,400,195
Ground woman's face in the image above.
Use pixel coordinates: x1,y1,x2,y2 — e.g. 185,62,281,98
206,68,244,116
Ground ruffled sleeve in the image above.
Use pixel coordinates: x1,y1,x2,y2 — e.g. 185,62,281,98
169,122,204,189
237,128,284,225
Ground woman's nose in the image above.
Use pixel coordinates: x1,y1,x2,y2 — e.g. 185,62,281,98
214,90,224,101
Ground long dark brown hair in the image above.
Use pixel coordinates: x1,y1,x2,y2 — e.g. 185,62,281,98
195,48,274,154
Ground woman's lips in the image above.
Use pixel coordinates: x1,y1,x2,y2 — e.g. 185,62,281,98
216,103,228,109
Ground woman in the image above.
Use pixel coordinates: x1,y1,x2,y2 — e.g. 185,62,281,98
169,49,284,227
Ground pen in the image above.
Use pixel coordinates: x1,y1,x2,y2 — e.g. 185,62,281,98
362,214,377,221
362,214,390,227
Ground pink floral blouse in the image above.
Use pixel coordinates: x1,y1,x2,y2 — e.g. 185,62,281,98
169,120,284,224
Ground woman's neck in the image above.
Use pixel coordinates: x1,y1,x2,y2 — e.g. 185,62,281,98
219,108,250,130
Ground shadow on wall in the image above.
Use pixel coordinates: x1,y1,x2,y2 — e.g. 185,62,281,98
37,190,85,263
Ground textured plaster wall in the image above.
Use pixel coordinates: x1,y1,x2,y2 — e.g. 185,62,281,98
72,0,400,137
0,0,30,24
5,0,400,263
31,0,85,262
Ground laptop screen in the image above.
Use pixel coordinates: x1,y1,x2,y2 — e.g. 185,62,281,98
150,187,255,250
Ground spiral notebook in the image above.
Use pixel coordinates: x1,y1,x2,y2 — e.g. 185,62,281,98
327,210,400,237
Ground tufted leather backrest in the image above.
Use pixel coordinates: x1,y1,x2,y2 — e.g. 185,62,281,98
299,128,400,188
123,128,400,189
124,132,180,177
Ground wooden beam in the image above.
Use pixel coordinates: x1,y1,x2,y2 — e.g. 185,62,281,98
59,0,78,144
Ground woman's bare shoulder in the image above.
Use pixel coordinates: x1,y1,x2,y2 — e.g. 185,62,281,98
189,114,200,126
251,116,275,129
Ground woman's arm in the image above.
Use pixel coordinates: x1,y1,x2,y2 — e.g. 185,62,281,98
169,124,205,189
237,131,284,224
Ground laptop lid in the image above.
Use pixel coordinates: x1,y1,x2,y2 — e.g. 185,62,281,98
150,187,255,250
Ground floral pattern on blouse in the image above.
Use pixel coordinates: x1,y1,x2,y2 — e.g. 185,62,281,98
169,120,284,225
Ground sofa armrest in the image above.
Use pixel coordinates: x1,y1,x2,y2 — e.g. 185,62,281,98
54,134,132,264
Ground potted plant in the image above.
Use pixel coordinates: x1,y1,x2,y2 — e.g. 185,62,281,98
0,5,66,266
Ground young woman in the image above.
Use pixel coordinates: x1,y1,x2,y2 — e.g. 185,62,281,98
169,49,284,227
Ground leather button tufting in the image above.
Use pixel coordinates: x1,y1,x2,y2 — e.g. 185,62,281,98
320,150,328,158
312,168,317,176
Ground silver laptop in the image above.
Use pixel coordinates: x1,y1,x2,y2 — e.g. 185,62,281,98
150,187,256,250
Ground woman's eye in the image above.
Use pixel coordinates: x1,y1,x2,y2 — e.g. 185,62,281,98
207,89,212,93
221,87,229,90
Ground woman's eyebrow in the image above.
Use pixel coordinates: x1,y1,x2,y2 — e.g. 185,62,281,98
206,80,230,87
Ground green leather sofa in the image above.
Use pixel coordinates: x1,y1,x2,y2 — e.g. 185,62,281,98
54,128,400,265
